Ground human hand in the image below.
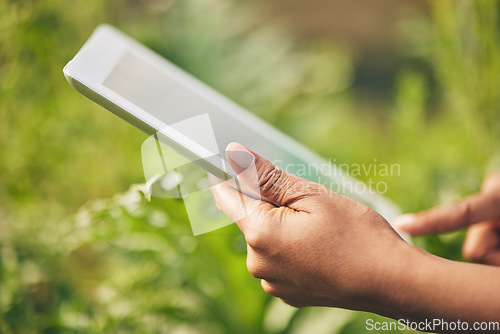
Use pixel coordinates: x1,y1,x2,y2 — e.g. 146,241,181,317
394,173,500,266
209,143,413,311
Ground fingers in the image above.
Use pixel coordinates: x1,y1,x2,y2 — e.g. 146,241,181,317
208,173,273,232
462,221,500,266
246,246,277,278
225,142,328,210
207,173,252,222
208,174,280,243
393,192,499,236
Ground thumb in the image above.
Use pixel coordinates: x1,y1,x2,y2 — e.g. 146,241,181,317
225,142,324,209
393,193,499,236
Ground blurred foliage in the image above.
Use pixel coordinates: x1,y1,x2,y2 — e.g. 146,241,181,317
1,0,499,333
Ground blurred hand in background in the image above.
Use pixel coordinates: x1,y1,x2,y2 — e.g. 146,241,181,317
395,172,500,266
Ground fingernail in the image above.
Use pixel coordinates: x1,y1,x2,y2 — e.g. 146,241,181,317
393,214,416,229
227,142,254,170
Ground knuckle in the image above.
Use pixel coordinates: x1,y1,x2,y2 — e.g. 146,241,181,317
246,255,267,279
259,164,284,196
244,225,271,251
244,230,263,249
455,201,473,226
261,280,280,297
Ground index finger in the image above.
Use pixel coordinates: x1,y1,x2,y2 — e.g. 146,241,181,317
395,193,500,236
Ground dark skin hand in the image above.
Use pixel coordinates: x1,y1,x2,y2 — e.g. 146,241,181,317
209,143,500,332
394,172,500,266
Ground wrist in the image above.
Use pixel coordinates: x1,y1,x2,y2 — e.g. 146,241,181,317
353,240,432,317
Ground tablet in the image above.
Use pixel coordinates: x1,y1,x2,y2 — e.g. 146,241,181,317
63,24,404,229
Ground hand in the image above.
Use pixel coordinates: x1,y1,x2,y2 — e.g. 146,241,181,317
209,143,413,311
394,172,500,266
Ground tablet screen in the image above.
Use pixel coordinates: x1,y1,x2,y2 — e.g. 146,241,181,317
102,51,309,179
104,52,212,127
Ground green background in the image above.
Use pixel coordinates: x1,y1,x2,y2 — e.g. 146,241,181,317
1,0,499,332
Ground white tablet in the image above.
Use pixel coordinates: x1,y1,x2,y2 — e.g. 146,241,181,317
63,24,405,229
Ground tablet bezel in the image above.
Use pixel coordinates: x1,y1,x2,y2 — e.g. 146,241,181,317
63,25,409,238
63,25,239,180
